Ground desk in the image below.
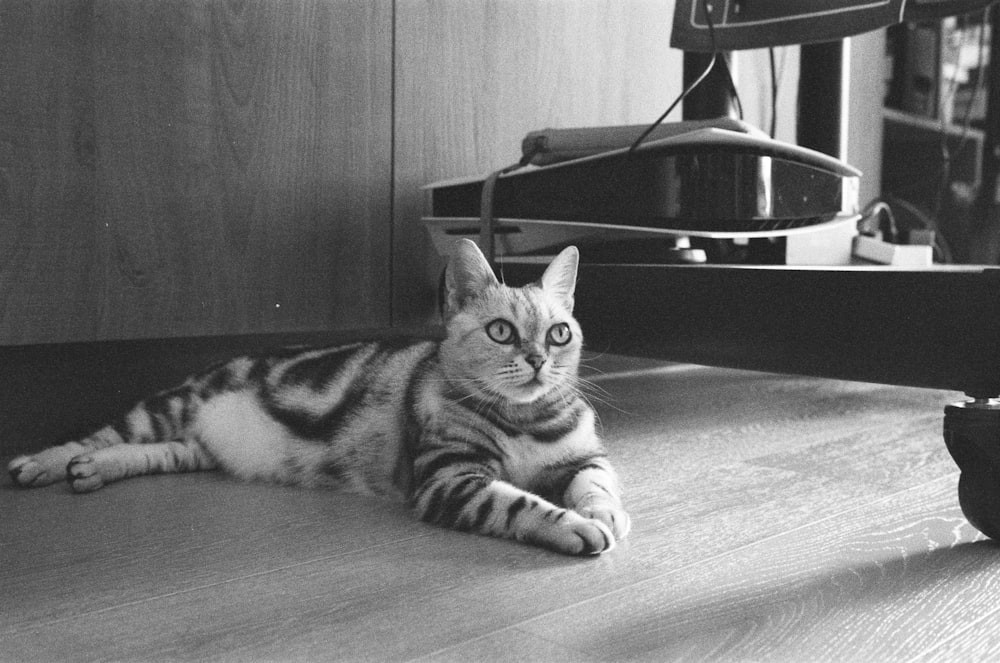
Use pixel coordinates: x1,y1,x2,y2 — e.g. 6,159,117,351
505,263,1000,396
505,261,1000,538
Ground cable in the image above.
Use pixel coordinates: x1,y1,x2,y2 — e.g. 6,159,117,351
478,154,536,267
627,53,717,155
860,199,900,241
883,194,955,264
768,48,778,138
628,0,739,155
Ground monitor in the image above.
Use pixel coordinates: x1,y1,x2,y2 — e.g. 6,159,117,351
671,0,996,51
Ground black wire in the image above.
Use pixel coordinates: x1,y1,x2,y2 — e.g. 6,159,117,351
768,48,778,138
628,0,732,155
627,53,717,155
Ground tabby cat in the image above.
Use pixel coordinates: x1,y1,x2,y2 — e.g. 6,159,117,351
8,239,630,555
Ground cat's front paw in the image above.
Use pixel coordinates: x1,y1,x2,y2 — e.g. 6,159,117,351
67,456,105,493
531,512,616,556
577,503,631,542
8,455,58,488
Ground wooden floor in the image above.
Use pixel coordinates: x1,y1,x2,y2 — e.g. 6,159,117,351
3,356,999,662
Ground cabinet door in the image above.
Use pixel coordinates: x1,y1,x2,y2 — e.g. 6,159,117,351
0,0,392,345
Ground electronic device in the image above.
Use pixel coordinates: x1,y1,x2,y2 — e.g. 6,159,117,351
670,0,997,52
423,119,861,265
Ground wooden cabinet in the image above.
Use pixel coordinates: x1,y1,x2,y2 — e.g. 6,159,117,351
0,1,393,344
0,0,689,343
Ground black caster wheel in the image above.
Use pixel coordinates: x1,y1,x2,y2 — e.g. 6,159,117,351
944,399,1000,540
958,470,1000,540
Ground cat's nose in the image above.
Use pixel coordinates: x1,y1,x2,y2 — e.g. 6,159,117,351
525,353,546,371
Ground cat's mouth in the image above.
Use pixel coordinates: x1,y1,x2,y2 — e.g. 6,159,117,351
512,376,549,399
522,375,545,389
483,375,549,402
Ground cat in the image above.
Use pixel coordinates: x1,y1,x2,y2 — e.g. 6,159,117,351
8,239,630,556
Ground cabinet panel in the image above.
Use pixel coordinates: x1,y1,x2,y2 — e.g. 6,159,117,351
0,0,392,345
0,1,100,343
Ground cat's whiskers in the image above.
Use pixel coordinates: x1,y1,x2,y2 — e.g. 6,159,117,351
577,362,610,378
450,378,503,411
569,374,633,417
479,387,516,422
552,383,580,414
572,374,615,401
580,347,616,363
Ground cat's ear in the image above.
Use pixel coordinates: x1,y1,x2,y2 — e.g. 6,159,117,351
539,245,579,312
445,239,499,314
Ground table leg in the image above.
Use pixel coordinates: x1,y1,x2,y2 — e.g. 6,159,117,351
944,399,1000,540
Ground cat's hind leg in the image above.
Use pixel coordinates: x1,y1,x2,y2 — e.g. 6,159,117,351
66,438,217,493
10,441,86,487
8,431,123,488
10,381,216,490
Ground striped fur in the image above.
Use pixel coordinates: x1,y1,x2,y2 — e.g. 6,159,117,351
8,240,630,555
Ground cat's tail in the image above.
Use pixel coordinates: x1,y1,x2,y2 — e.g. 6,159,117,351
8,379,219,492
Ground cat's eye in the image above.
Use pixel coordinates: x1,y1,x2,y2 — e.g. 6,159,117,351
547,322,572,346
486,319,517,344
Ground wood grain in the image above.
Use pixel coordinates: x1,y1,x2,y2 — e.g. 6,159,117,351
912,601,1000,661
0,1,101,342
0,1,392,344
3,362,988,662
